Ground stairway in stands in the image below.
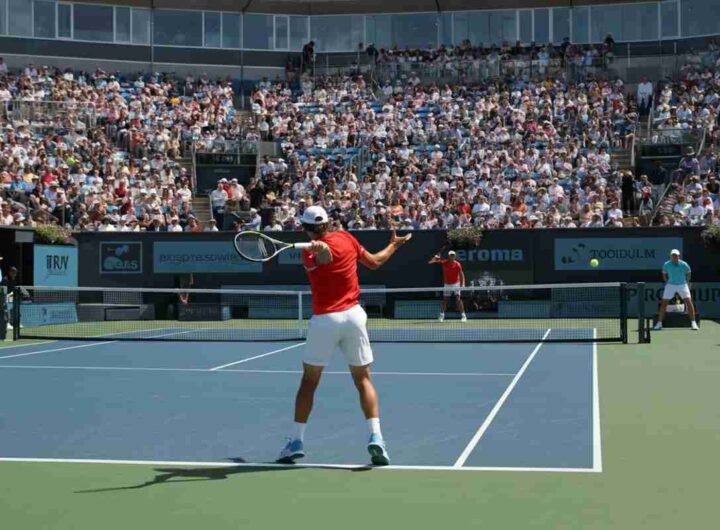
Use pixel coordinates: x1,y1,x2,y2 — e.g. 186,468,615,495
611,146,633,171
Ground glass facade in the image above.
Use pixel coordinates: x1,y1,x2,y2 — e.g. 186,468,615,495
115,6,131,43
0,1,717,51
8,0,32,37
154,10,202,47
33,0,55,39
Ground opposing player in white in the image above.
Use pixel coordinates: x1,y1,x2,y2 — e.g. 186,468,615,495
654,249,698,330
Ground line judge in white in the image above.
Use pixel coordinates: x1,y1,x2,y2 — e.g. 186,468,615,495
654,249,698,331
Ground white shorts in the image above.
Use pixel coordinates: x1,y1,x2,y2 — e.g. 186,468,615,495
443,283,462,297
662,283,691,300
304,304,373,367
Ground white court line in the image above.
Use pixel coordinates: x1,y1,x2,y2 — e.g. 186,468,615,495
0,341,118,360
592,328,603,472
0,340,56,350
0,365,515,377
209,342,305,371
0,329,197,361
0,456,599,473
453,328,552,468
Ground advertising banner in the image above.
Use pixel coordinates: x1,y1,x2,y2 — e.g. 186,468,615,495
100,242,143,274
154,241,262,273
20,302,79,327
33,245,78,287
626,282,720,318
554,237,683,271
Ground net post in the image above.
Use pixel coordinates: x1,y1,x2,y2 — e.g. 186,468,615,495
637,282,647,344
12,287,21,341
620,283,628,344
297,292,304,340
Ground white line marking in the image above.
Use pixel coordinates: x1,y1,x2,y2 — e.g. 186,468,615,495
0,329,197,360
0,456,599,473
592,328,603,472
0,365,515,377
453,328,552,468
209,342,305,371
0,340,56,350
0,341,118,360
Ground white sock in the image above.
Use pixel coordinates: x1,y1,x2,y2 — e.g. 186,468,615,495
293,422,306,442
367,418,382,437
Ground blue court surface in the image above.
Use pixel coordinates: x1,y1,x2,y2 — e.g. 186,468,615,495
0,332,601,472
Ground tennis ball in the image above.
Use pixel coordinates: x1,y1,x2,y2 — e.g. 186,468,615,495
590,258,600,268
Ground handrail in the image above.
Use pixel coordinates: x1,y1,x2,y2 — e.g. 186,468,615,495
630,110,639,170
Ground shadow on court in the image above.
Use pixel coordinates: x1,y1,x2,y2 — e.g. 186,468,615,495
75,458,372,493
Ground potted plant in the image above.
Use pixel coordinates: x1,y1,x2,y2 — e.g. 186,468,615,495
700,223,720,251
447,226,483,248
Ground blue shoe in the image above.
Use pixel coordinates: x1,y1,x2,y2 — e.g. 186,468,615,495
367,433,390,466
277,438,304,463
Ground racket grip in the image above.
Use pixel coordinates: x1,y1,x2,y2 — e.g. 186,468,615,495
293,242,313,249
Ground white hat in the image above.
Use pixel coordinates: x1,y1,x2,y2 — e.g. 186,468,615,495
448,250,456,256
301,205,329,225
670,249,680,256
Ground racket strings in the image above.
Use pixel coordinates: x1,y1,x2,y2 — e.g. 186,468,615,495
238,232,278,261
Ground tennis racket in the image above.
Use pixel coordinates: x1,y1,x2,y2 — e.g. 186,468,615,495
233,231,312,262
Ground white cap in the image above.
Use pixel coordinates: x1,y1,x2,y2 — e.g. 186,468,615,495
300,205,329,225
448,250,456,256
670,249,681,256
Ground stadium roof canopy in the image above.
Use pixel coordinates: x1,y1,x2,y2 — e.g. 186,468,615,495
111,0,639,16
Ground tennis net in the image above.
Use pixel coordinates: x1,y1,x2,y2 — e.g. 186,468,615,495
12,282,629,344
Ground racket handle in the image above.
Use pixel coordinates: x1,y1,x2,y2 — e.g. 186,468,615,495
293,242,313,249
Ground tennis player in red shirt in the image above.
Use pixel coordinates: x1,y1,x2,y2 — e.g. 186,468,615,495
278,206,412,466
428,250,467,322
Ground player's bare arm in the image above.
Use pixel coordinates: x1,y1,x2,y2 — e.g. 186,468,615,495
360,230,412,270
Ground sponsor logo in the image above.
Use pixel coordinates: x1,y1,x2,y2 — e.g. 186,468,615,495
100,242,143,274
626,283,720,318
454,248,525,263
20,303,79,327
34,245,78,287
555,238,683,270
154,241,261,273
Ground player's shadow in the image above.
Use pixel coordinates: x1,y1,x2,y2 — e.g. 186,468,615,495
75,458,372,493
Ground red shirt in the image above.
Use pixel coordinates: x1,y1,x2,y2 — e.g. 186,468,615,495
302,231,367,315
440,259,463,284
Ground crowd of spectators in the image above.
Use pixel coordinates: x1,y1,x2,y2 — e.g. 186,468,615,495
0,62,239,231
3,41,720,233
241,43,720,232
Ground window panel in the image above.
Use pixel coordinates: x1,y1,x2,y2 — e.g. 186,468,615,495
553,7,570,44
622,3,658,41
73,3,113,42
275,15,288,50
440,12,452,47
34,0,56,39
571,6,589,44
115,6,131,43
519,10,532,43
534,9,550,44
453,12,491,47
489,10,516,46
0,0,6,35
58,3,71,39
8,0,32,37
681,0,720,37
391,13,438,49
243,13,272,49
311,15,363,52
661,1,679,38
132,8,150,45
590,5,622,43
222,12,240,49
290,16,308,51
204,12,221,48
154,10,202,47
366,14,392,49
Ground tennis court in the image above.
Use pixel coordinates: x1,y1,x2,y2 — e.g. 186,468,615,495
0,331,599,471
2,285,718,530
